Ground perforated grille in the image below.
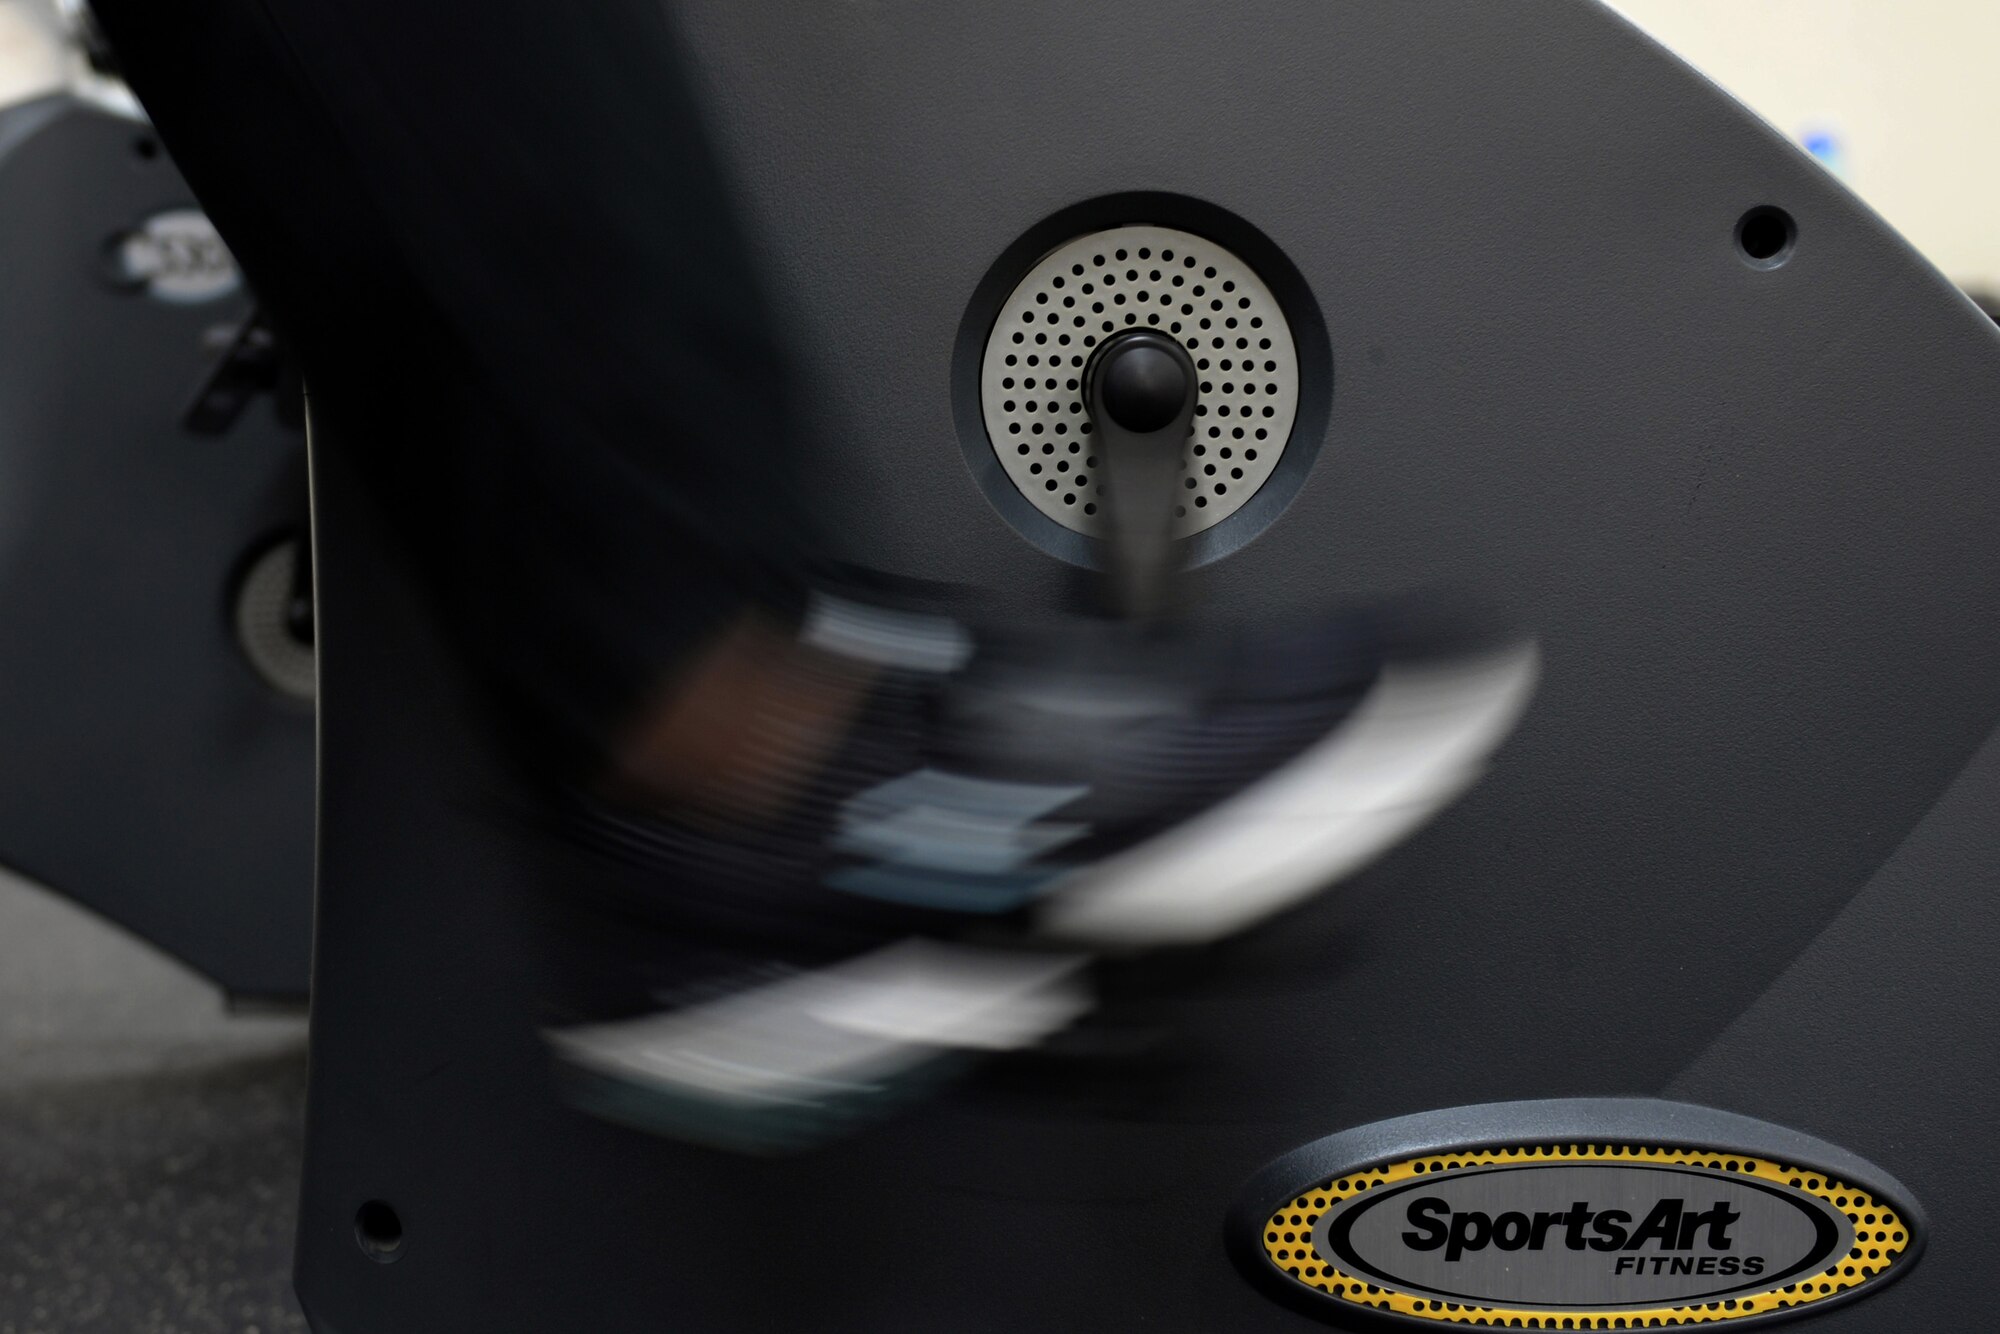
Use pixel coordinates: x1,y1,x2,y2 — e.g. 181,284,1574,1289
1262,1143,1913,1326
979,225,1298,538
235,538,315,702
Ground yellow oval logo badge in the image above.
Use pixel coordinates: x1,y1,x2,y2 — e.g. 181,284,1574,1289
1234,1101,1922,1327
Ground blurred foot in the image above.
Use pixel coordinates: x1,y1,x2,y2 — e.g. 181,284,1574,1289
544,593,1536,1150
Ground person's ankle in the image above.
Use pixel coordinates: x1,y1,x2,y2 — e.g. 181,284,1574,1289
602,610,876,825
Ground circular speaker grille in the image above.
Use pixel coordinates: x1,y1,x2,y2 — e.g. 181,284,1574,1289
235,538,315,703
980,225,1299,538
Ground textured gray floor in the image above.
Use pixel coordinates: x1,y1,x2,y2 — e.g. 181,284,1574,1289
0,867,308,1334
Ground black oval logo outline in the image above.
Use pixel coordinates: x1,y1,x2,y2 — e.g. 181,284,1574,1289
1231,1103,1926,1329
1320,1163,1846,1309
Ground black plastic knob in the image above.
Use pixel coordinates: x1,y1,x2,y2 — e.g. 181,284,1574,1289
1097,340,1191,434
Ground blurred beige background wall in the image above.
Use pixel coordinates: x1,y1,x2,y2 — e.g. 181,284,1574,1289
1609,0,2000,292
0,0,61,107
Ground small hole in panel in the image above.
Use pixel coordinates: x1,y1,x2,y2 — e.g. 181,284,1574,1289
1736,206,1796,268
355,1201,406,1263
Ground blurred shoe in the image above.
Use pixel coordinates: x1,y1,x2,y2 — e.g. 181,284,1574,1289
550,938,1088,1152
544,593,1537,1150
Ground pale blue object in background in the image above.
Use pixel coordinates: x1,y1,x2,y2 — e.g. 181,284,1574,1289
1800,125,1850,180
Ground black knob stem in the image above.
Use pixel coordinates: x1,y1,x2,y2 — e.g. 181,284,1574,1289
1083,330,1199,621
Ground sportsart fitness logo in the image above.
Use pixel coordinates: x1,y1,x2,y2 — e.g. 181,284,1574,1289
1236,1111,1922,1327
1323,1162,1833,1307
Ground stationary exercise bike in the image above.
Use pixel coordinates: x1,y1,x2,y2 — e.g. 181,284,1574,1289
268,3,2000,1330
0,16,312,1002
32,0,2000,1328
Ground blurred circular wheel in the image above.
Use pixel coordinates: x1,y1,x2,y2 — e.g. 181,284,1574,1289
234,537,315,703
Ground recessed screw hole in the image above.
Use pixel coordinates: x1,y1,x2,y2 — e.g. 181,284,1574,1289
355,1201,405,1262
1736,205,1796,266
